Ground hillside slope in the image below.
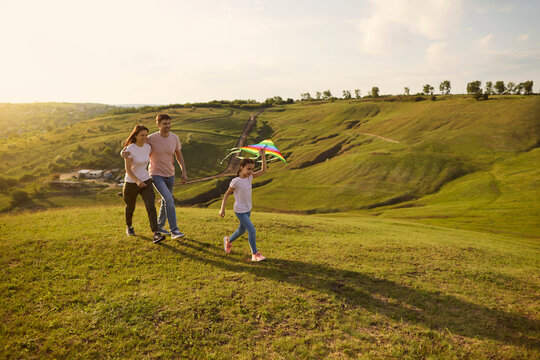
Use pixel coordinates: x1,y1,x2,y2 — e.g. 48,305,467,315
192,96,539,237
0,106,259,209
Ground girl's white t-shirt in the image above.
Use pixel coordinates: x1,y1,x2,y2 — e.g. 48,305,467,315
124,143,152,183
230,175,252,213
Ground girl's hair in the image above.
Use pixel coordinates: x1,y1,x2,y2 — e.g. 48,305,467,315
237,158,255,176
123,125,149,147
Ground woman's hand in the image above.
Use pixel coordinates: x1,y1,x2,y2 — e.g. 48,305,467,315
219,209,225,218
136,180,147,188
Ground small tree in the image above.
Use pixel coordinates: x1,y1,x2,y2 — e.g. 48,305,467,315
467,81,482,95
439,80,451,95
354,89,361,99
300,92,312,101
423,84,434,95
404,87,410,96
342,90,352,99
523,80,534,95
273,96,284,104
485,81,493,95
322,90,332,100
494,81,506,95
371,87,379,98
506,82,516,95
315,91,321,100
515,83,524,95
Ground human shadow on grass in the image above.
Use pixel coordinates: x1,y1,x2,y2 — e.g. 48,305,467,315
158,237,539,349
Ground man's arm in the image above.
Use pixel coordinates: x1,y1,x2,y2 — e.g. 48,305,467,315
175,149,188,183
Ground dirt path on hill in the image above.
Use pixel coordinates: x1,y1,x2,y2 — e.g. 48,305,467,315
176,112,399,186
357,132,400,143
180,110,264,185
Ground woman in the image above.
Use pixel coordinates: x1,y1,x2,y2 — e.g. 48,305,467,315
122,125,165,243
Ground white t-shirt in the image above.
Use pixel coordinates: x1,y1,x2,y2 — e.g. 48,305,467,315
230,175,252,213
124,143,152,183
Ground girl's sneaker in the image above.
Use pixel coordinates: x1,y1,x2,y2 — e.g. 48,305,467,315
126,226,135,236
251,252,266,262
223,237,232,254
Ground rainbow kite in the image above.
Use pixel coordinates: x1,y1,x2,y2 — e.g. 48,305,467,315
220,139,287,164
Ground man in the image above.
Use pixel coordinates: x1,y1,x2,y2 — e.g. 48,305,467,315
122,113,188,239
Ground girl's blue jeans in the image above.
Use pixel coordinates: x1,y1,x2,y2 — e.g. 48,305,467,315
229,211,257,254
151,175,179,233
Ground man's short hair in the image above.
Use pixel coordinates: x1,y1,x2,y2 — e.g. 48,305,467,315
156,114,171,123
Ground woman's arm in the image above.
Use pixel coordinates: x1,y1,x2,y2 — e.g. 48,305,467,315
124,158,146,188
219,187,234,217
253,149,267,179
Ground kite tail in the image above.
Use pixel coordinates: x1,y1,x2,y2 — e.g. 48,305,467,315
219,149,241,164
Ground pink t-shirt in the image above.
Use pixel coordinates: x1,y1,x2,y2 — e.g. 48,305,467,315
147,132,182,177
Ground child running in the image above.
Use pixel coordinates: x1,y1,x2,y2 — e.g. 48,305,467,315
219,149,267,261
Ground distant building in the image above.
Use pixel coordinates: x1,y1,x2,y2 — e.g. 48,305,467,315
78,169,104,179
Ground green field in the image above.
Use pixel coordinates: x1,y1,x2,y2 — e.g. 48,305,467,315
1,206,538,359
0,97,539,358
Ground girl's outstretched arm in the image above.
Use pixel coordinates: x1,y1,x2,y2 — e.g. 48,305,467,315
219,187,234,217
253,149,267,178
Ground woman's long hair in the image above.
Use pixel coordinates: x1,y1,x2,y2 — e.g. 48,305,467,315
237,158,255,176
123,125,149,147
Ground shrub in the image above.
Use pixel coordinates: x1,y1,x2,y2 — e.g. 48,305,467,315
19,174,35,183
10,190,30,204
0,176,17,192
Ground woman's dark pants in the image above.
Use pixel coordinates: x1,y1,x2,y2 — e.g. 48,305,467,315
123,179,158,232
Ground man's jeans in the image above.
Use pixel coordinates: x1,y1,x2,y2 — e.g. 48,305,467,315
151,175,179,233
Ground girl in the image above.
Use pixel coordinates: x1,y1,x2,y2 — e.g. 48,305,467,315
122,125,165,243
219,149,267,261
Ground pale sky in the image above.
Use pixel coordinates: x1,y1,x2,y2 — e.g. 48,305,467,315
1,0,538,104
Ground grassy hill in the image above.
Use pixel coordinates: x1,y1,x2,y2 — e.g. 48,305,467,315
0,102,115,140
1,96,538,238
0,104,262,210
181,95,538,237
0,206,538,359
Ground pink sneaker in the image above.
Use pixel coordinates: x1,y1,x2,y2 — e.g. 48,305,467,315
223,237,232,254
251,252,266,262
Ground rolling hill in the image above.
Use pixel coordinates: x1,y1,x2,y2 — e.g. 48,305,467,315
1,96,539,237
